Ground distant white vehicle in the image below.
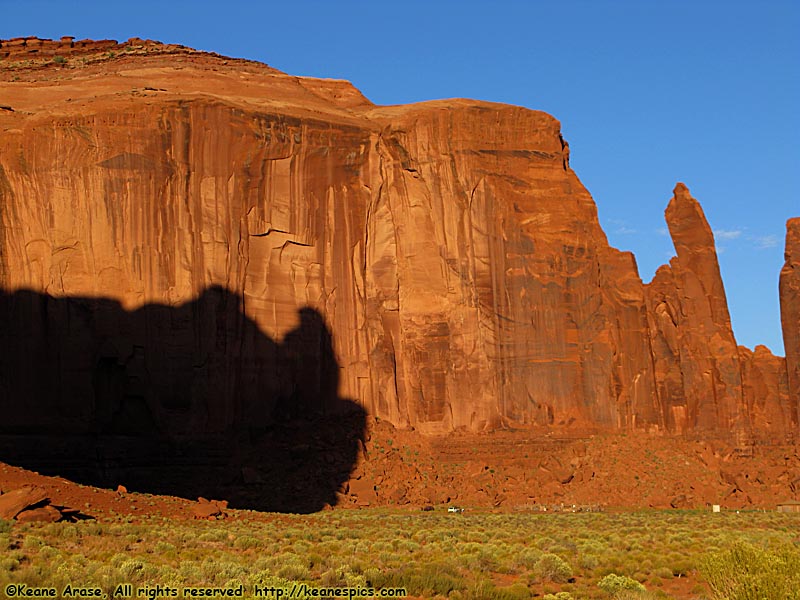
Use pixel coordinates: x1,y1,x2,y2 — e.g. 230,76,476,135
448,506,464,513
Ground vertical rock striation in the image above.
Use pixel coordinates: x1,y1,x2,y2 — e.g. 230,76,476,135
645,184,744,434
0,38,795,443
780,218,800,422
739,345,792,438
360,102,659,432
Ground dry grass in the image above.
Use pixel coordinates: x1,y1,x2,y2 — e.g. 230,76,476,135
0,509,798,599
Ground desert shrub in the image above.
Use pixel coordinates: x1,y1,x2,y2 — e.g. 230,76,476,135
536,536,557,550
197,529,228,543
248,573,293,589
535,553,573,583
542,593,573,600
1,556,19,572
457,541,481,554
653,566,673,580
319,565,366,588
92,564,126,594
24,535,45,548
513,546,544,570
450,580,512,600
210,560,247,583
306,552,324,569
370,540,392,552
1,507,798,600
577,553,599,570
395,539,419,553
551,540,577,555
377,551,401,568
321,540,343,554
597,573,646,595
611,592,661,600
277,555,310,581
293,540,311,553
117,558,146,581
579,539,606,554
460,581,531,600
668,558,693,577
462,546,500,571
699,541,800,600
233,535,261,550
0,519,12,534
178,561,203,582
150,566,183,587
450,580,490,600
363,567,383,587
379,561,465,596
492,583,532,600
37,545,59,561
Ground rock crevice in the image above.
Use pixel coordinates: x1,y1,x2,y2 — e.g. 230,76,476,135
0,38,795,442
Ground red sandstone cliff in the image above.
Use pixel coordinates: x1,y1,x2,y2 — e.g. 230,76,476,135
645,185,745,434
781,218,800,416
739,345,792,438
0,38,795,441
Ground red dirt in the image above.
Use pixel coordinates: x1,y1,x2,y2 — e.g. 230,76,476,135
3,421,798,522
343,419,800,511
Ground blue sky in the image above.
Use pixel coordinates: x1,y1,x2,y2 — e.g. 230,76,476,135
2,0,798,353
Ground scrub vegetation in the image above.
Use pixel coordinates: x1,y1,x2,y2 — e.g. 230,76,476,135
0,509,797,599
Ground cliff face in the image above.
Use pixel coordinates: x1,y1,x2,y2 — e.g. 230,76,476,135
0,38,795,441
361,103,662,432
644,185,744,434
781,218,800,414
739,345,792,437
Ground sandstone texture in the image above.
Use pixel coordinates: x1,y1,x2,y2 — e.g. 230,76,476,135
781,218,800,412
0,485,48,520
645,185,745,436
739,345,792,439
0,37,796,462
342,418,800,510
0,484,82,522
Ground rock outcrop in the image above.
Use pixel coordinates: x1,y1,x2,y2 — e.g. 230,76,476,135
644,184,744,434
0,486,48,520
0,485,82,522
0,36,208,61
739,345,792,439
781,218,800,413
0,37,796,449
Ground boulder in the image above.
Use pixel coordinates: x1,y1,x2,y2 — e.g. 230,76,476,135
15,505,62,523
192,497,227,520
0,486,48,520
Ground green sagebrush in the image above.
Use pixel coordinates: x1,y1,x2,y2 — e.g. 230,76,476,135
700,540,800,600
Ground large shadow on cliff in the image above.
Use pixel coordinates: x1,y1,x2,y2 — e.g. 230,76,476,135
0,287,366,513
